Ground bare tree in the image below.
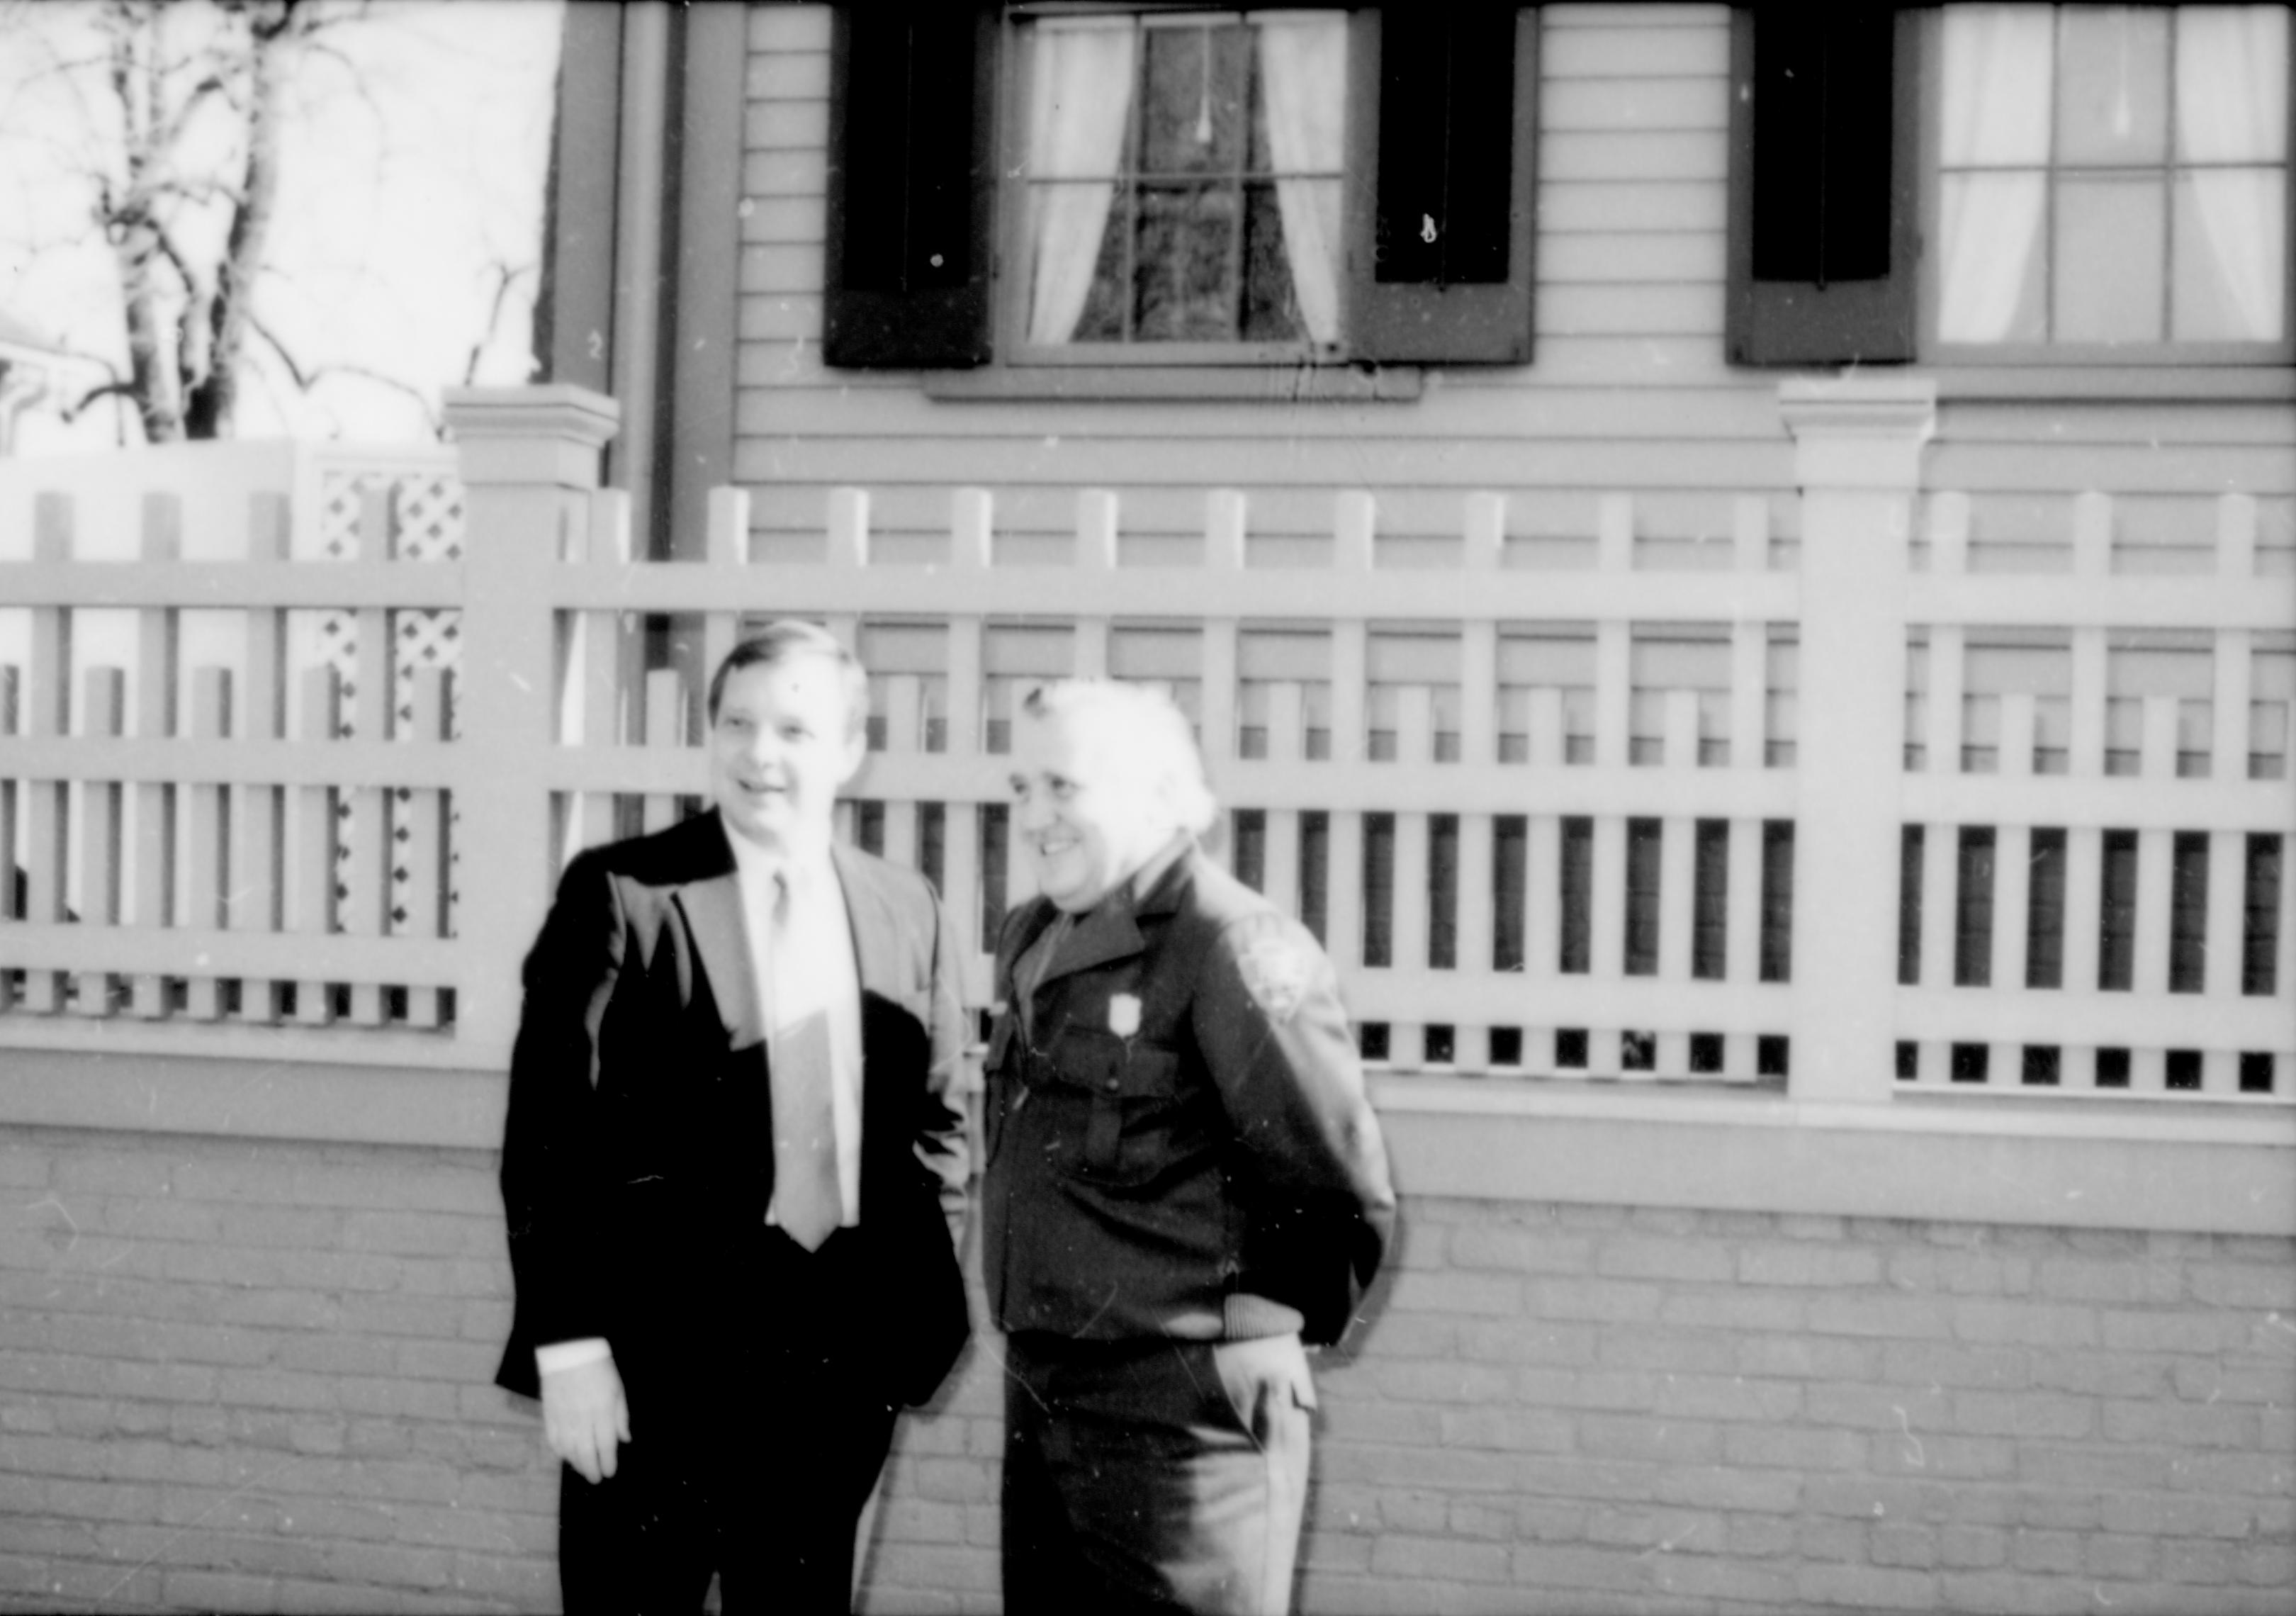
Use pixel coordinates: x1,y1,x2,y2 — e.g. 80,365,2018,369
82,1,359,439
1,0,551,445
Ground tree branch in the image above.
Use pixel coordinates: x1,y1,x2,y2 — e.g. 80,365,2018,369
244,306,308,389
246,307,441,436
461,259,535,386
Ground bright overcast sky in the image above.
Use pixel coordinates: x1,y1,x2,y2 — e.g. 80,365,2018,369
0,0,562,451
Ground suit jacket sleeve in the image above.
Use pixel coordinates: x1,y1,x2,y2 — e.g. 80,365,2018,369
918,876,972,1257
1191,910,1397,1346
497,851,626,1395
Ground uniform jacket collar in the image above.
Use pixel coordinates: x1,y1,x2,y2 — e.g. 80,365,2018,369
1011,834,1196,994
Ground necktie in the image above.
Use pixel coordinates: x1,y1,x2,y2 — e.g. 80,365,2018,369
765,870,840,1251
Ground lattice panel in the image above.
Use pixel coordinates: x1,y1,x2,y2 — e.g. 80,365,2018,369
314,467,464,940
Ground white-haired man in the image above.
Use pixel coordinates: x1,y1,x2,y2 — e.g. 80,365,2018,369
982,680,1396,1615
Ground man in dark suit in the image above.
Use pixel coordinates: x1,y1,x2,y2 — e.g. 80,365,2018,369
497,623,971,1615
983,680,1395,1615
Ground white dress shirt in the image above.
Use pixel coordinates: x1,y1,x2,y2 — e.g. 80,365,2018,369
730,831,866,1233
534,831,865,1379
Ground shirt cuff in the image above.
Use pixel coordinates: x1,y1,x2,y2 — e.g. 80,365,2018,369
535,1337,613,1376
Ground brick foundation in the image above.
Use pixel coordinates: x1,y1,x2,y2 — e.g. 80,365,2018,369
1,1126,2288,1614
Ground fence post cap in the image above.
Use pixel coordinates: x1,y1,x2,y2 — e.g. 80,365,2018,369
442,386,621,486
1777,376,1935,491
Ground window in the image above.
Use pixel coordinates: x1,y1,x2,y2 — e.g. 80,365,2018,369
1730,4,2294,367
825,4,1538,371
1012,11,1347,354
1932,6,2290,358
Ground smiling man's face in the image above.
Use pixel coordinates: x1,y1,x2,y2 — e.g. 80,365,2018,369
1010,703,1180,914
709,653,865,856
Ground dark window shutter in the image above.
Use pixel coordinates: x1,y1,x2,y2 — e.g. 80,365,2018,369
1350,8,1537,364
823,5,996,369
1727,6,1918,366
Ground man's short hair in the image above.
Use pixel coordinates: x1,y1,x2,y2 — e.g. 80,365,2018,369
1020,680,1219,837
707,622,870,740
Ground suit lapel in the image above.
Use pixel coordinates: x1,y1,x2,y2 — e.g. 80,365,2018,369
830,842,899,1005
673,820,763,1050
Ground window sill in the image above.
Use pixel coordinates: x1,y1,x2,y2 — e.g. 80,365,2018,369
921,364,1425,404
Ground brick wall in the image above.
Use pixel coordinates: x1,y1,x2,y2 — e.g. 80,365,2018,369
0,1127,552,1613
4,1126,2290,1615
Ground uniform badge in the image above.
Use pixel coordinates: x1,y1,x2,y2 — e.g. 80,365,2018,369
1108,993,1142,1037
1237,931,1315,1023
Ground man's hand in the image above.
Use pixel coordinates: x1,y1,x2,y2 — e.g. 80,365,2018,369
540,1355,631,1483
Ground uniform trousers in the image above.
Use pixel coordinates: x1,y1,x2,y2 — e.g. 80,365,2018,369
1001,1331,1314,1616
558,1227,896,1616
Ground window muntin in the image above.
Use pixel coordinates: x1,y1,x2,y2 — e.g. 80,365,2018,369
1013,9,1347,357
1934,5,2290,355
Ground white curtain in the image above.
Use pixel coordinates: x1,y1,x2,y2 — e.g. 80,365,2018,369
1025,21,1137,345
1256,13,1348,345
2176,6,2289,340
1937,6,2056,342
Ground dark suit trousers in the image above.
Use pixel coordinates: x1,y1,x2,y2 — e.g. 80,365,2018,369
558,1227,897,1616
1001,1332,1313,1615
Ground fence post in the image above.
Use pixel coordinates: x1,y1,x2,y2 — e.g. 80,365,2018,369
441,385,621,1067
1778,377,1935,1104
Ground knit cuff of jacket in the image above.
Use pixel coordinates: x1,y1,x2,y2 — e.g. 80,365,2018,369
1222,1294,1307,1340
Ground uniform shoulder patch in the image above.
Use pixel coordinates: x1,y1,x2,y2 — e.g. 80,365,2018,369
1234,923,1319,1024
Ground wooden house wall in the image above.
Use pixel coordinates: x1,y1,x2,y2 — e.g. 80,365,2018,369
733,4,2294,570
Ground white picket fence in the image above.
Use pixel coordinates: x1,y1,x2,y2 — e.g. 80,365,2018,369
0,386,2287,1110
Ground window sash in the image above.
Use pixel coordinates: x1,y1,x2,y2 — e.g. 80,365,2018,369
1924,4,2296,364
1007,9,1349,358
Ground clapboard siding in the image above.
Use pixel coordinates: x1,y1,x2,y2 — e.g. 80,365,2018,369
743,52,829,104
1541,180,1728,234
1939,404,2296,449
1541,232,1726,284
741,245,821,296
728,437,1796,495
735,484,1796,547
742,150,826,200
733,388,1783,444
1540,18,1731,79
738,198,822,247
1928,441,2296,498
727,4,2288,550
1543,77,1731,131
745,100,823,151
738,294,822,344
1540,130,1728,183
1540,284,1723,337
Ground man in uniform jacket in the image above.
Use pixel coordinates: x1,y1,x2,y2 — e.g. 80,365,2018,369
497,624,970,1614
983,680,1397,1615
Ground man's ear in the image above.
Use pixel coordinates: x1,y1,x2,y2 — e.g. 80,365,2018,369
834,724,870,787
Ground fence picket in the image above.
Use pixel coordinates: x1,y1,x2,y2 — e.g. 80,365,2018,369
0,667,15,1010
186,668,231,1021
398,668,451,1029
1326,603,1368,982
3,414,2287,1097
1261,682,1304,922
642,669,685,835
293,666,339,1026
882,674,922,872
130,496,178,1018
72,669,126,1017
